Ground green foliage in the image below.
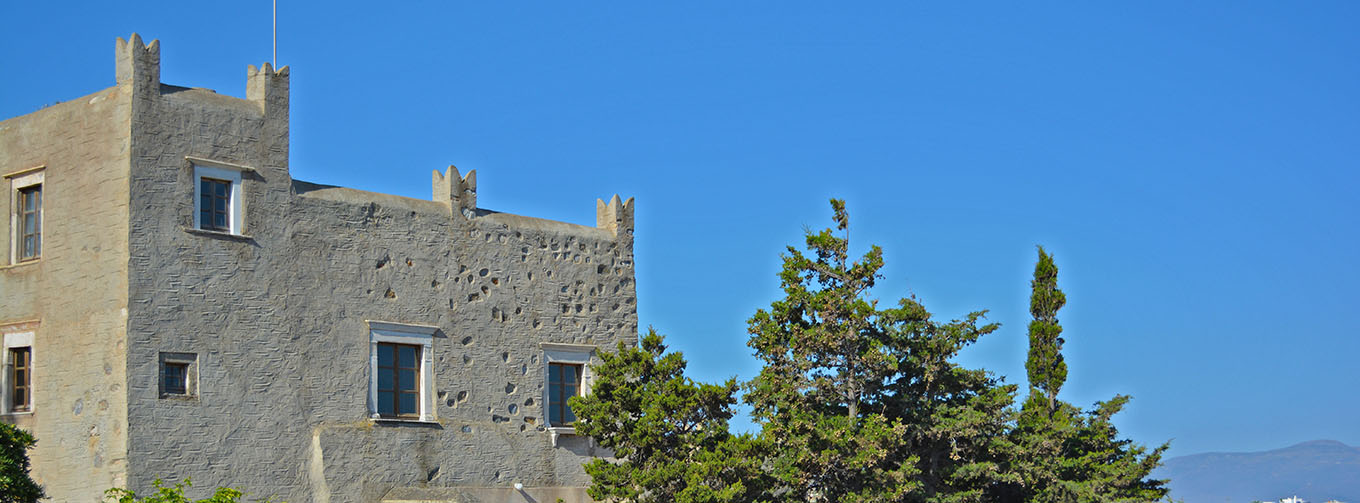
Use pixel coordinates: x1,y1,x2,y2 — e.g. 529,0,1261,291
1026,246,1067,414
0,423,44,503
578,200,1171,503
746,199,1017,502
1009,248,1170,502
104,479,278,503
571,329,767,503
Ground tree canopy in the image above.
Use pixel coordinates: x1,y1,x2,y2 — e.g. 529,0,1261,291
576,199,1170,502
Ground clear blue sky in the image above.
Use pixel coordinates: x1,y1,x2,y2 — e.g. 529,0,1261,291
4,2,1357,457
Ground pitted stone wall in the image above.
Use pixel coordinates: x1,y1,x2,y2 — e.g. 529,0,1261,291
110,37,636,503
0,82,133,500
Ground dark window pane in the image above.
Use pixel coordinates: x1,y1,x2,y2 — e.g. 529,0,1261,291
397,370,417,391
377,344,393,363
398,393,417,414
377,392,395,414
377,369,394,391
548,403,561,424
201,180,212,193
550,364,561,382
163,363,188,395
564,406,576,423
563,365,576,383
398,346,417,368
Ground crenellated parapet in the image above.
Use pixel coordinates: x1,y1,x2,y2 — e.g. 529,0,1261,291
247,62,290,117
115,33,159,94
433,165,477,219
596,194,635,242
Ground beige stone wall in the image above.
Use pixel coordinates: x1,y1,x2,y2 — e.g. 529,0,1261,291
111,36,637,503
0,66,133,501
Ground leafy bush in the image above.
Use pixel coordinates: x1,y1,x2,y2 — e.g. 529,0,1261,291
0,423,44,503
105,479,279,503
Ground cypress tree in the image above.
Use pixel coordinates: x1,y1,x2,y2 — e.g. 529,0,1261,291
1026,246,1067,415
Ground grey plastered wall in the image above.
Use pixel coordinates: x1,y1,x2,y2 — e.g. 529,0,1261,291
0,46,134,501
115,36,638,503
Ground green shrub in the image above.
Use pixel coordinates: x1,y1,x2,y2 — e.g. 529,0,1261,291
0,423,44,503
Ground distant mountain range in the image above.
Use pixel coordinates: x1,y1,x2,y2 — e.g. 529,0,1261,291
1156,440,1360,502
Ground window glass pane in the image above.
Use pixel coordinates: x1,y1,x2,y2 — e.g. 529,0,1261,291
564,405,576,423
23,213,34,232
377,344,393,364
214,213,226,229
201,179,212,194
397,370,417,391
399,393,418,415
215,181,228,197
23,238,34,258
548,403,561,424
550,364,561,382
377,369,394,391
563,365,577,383
377,392,395,415
398,346,417,368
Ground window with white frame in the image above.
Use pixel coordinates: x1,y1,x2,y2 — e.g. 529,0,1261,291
190,158,247,235
367,321,438,421
540,342,596,444
3,327,35,415
7,168,43,264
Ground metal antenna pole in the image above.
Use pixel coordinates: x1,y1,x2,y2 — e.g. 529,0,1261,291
273,0,277,67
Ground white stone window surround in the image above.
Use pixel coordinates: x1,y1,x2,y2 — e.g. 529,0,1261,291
2,329,35,415
188,157,253,235
367,320,439,423
541,342,598,446
6,166,44,265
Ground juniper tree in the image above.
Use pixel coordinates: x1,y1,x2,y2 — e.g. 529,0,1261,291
745,199,1017,502
570,329,767,503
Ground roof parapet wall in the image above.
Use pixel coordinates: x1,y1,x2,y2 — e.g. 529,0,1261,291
433,165,477,219
115,33,159,94
596,194,635,243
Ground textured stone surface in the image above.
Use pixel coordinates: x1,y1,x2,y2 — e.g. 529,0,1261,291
0,47,134,500
1,34,636,503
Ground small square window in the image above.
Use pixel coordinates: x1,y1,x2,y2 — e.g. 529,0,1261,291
9,347,31,412
159,352,197,398
547,362,582,427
